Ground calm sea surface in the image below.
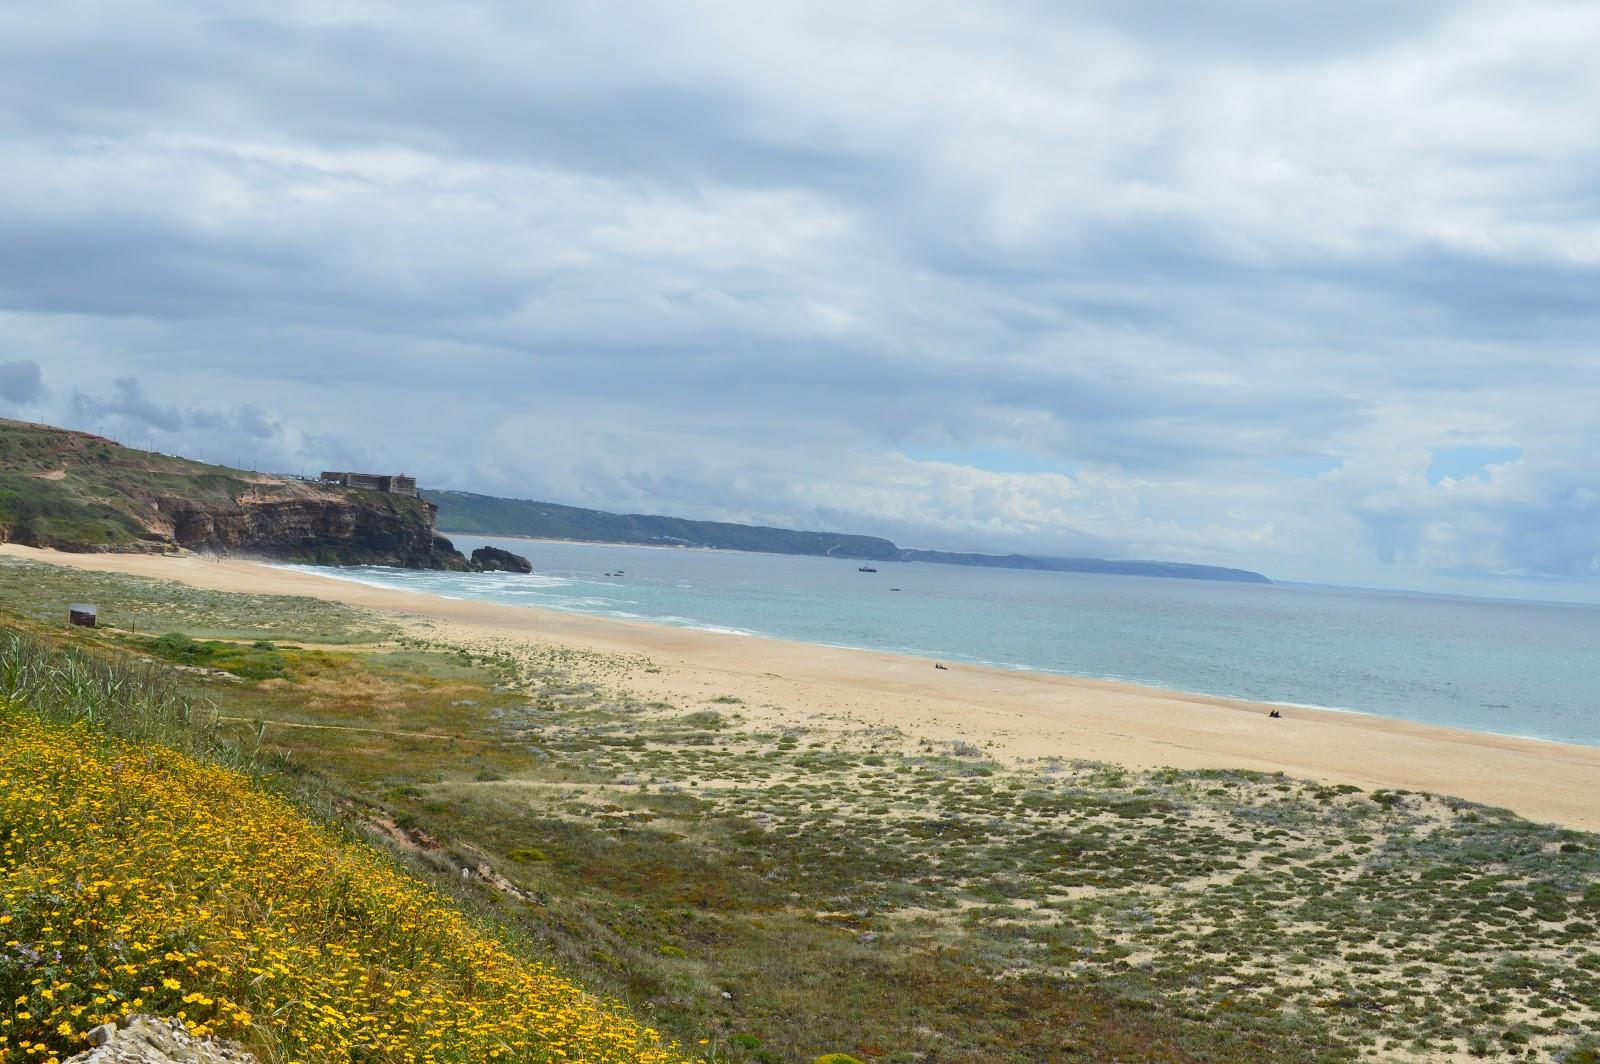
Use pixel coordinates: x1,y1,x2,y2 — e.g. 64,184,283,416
289,536,1600,747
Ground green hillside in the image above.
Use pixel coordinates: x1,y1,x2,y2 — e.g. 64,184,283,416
0,418,258,549
434,489,1271,583
0,419,462,567
432,490,902,560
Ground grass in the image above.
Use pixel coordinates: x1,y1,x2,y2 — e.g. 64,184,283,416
0,556,392,642
0,471,146,548
0,420,252,550
3,560,1599,1063
138,632,291,681
0,629,249,770
284,634,1600,1063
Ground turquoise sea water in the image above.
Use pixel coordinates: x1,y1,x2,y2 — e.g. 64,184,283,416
289,536,1600,747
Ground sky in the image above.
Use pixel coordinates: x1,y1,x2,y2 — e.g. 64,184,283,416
2,2,1598,601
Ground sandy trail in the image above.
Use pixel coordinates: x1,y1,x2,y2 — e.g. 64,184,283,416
6,543,1598,831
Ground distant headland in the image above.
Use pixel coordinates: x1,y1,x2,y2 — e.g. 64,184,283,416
0,419,1266,583
0,419,487,570
432,490,1271,584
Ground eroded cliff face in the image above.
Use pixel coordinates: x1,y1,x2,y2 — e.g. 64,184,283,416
154,490,472,569
0,419,471,570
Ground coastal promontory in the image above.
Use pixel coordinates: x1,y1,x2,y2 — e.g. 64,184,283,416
0,418,471,569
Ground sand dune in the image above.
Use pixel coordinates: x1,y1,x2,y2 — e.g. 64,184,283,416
7,542,1598,832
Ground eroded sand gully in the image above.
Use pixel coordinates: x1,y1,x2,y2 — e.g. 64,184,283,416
6,542,1598,831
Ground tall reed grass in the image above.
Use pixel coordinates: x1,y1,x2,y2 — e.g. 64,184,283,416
0,628,260,770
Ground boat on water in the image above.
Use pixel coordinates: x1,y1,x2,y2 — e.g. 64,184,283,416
858,566,878,573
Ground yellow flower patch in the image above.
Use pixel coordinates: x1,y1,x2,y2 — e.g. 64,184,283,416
0,710,693,1064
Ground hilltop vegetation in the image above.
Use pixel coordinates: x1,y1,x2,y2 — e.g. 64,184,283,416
0,419,466,568
432,490,1270,583
0,418,202,550
432,491,904,560
2,555,1595,1063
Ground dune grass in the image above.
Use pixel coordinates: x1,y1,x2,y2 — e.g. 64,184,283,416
0,556,392,643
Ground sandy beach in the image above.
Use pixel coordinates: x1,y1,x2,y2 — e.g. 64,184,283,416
7,542,1599,832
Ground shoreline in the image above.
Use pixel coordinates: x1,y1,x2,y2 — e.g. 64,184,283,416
7,542,1600,831
291,551,1588,753
288,563,1561,745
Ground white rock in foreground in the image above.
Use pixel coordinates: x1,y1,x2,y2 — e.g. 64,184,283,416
65,1017,256,1064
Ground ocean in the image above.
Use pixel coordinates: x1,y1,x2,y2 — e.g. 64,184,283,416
287,536,1600,747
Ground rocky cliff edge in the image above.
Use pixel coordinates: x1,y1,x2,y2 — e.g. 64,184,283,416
0,419,471,570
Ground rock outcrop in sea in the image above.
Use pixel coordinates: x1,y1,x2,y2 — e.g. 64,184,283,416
470,545,533,573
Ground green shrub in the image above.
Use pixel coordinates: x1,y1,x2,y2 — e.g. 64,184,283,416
154,630,201,656
143,632,288,681
814,1056,867,1064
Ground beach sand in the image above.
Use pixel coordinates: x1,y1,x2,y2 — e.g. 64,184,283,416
6,542,1598,832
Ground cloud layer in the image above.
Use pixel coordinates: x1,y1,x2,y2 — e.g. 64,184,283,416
3,1,1598,596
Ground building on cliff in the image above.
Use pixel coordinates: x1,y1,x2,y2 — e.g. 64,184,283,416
319,471,419,497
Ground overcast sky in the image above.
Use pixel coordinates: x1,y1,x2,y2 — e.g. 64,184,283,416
3,1,1598,599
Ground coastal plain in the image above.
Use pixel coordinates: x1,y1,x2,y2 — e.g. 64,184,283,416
5,542,1597,832
4,543,1599,1063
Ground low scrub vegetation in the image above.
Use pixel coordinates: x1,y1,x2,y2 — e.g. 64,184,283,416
0,556,392,643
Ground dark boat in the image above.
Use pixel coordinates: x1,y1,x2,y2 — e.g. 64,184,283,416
858,566,877,573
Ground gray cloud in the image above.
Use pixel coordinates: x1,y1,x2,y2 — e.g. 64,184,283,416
0,359,43,405
3,1,1600,597
70,378,286,460
72,377,183,433
189,404,281,440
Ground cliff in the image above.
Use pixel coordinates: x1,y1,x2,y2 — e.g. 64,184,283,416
0,419,470,570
